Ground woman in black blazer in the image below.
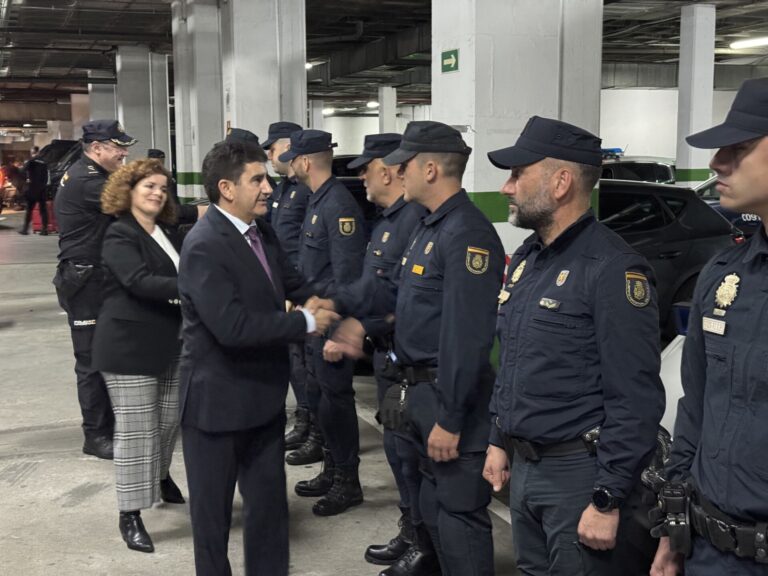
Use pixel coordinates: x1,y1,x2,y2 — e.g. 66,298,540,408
92,158,185,554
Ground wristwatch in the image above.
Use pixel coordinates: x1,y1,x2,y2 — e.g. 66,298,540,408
591,486,621,513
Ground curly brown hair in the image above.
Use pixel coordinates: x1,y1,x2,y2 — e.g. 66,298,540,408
101,158,176,223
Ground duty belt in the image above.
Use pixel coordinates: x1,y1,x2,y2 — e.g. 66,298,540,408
496,419,597,462
400,365,438,386
691,490,768,563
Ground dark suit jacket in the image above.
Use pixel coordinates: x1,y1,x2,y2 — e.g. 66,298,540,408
92,213,182,376
178,206,314,433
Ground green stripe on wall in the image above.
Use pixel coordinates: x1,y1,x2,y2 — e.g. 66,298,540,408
177,172,203,185
467,191,508,223
676,168,711,181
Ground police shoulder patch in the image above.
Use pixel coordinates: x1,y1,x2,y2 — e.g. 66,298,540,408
339,217,356,236
466,246,490,275
625,271,650,308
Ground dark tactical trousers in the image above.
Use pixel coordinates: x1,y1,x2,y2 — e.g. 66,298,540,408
510,451,655,576
305,334,359,470
406,382,495,576
686,537,768,575
54,263,114,438
288,342,308,409
374,350,422,521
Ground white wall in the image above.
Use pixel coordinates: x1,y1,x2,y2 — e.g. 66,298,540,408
600,89,737,158
323,91,737,165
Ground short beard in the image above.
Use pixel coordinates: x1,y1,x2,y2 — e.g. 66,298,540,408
508,194,555,234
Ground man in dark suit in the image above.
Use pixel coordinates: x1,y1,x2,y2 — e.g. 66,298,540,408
178,141,339,576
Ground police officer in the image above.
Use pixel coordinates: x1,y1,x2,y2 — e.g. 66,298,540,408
261,121,316,457
279,129,366,516
333,121,505,575
482,116,665,576
651,78,768,576
19,146,49,235
318,133,429,571
53,119,137,460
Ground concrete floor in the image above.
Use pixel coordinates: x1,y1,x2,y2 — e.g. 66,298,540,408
0,210,517,576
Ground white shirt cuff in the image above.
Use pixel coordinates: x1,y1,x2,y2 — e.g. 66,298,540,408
300,308,316,333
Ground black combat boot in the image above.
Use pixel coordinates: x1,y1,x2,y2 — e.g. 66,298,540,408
312,466,364,516
295,448,335,497
379,524,441,576
365,507,414,565
284,406,310,451
285,419,323,465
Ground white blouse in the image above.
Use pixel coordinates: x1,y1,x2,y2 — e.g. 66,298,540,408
150,226,180,272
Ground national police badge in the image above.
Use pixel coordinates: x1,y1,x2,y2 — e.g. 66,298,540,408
339,217,356,236
625,271,651,308
466,246,489,275
715,273,740,309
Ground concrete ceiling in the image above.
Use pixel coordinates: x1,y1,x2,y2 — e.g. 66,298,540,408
0,0,767,131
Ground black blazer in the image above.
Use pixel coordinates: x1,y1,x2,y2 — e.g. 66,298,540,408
92,213,182,376
178,206,314,433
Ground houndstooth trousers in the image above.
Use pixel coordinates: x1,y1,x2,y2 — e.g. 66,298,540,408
103,358,180,512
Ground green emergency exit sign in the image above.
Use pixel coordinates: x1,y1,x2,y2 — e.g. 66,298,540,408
441,49,459,73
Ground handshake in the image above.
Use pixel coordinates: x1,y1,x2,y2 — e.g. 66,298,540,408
299,296,368,362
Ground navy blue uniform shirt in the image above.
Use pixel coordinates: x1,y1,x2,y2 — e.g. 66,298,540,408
668,228,768,522
297,176,365,297
270,176,311,269
490,211,665,499
390,190,505,450
334,196,427,336
54,155,112,264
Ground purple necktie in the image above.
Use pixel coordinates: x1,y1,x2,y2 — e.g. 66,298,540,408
244,226,274,286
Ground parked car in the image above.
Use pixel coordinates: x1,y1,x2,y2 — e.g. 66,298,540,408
599,179,743,341
601,156,676,184
695,175,761,237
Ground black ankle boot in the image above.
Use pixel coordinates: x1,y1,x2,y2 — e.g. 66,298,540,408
312,466,363,517
119,511,154,553
365,507,414,565
284,406,310,451
295,448,335,497
379,524,441,576
160,474,185,504
285,419,323,465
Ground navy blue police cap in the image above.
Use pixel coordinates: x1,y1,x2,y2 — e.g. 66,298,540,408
278,129,338,163
488,116,602,169
225,128,260,147
262,121,303,149
347,133,403,170
147,149,165,159
687,77,768,149
382,121,471,165
82,119,137,146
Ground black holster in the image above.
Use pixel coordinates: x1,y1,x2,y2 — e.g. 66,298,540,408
650,481,693,556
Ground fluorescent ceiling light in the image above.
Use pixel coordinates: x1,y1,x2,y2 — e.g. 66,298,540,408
366,101,379,108
22,123,31,127
322,107,335,116
730,37,768,50
305,62,314,70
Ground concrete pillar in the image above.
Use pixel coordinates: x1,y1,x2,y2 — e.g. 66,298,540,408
116,45,152,153
171,0,224,199
88,70,116,122
149,53,172,158
46,120,74,140
676,4,716,187
309,100,324,130
431,0,602,252
70,94,90,139
378,86,397,133
220,0,306,140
